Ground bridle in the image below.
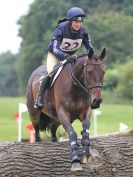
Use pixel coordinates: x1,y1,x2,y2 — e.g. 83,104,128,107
70,59,103,93
84,59,103,90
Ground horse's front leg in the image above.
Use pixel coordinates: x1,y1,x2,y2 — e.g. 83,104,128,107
57,108,82,172
80,110,91,163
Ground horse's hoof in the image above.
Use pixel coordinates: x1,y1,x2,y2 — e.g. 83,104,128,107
52,137,57,142
81,155,90,164
71,162,83,172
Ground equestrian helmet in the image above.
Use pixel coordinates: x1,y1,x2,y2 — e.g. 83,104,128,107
67,7,85,21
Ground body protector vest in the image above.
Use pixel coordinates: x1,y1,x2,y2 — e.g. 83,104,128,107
47,21,92,60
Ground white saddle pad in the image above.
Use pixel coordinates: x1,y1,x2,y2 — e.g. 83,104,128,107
51,60,67,86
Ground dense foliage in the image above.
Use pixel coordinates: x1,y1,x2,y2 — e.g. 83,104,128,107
0,0,133,100
17,0,133,94
0,52,19,96
87,12,133,66
116,60,133,99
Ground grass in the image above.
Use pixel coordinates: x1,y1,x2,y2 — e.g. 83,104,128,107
0,97,31,141
95,104,133,133
0,97,133,142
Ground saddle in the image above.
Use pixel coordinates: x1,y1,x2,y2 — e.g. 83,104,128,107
37,60,66,88
44,62,66,117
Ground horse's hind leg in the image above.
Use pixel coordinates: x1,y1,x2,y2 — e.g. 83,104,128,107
34,122,41,142
50,120,60,142
39,112,59,142
29,112,41,142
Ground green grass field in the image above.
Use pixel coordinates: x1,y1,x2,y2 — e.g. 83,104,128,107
0,97,133,142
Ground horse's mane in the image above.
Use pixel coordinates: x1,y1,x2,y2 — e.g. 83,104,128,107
77,53,100,63
77,53,88,59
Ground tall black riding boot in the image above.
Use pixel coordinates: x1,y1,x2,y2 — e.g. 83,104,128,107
34,75,51,109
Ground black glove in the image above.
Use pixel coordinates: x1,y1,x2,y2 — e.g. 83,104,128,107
64,55,77,63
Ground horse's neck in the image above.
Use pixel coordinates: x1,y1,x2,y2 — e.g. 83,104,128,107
71,57,88,95
71,59,90,101
73,57,86,78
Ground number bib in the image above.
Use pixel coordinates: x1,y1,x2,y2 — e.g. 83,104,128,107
60,38,82,52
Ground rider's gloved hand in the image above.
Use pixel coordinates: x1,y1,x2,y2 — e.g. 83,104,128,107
64,54,77,63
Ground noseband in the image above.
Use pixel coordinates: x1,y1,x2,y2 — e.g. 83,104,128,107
70,59,103,93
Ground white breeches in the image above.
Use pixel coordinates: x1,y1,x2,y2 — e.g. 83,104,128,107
47,52,60,75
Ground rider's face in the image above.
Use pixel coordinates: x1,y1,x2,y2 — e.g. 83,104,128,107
71,21,83,31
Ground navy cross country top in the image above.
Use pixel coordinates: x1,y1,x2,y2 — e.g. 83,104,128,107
47,21,93,60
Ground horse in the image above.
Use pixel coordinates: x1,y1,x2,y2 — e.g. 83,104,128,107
26,48,106,171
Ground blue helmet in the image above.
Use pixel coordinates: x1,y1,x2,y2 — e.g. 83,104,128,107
67,7,85,21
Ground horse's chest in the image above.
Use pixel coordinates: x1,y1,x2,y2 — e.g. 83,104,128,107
69,95,90,111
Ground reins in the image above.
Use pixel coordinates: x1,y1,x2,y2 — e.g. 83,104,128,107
70,63,89,93
69,57,103,93
84,60,103,90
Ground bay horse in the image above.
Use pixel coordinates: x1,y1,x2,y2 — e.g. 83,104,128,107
26,48,106,171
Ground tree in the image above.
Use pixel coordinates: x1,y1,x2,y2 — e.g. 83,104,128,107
104,69,118,90
85,12,133,67
0,51,19,96
0,135,133,176
116,59,133,99
17,0,133,94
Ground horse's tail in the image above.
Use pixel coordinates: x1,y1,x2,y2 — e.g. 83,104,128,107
39,112,52,131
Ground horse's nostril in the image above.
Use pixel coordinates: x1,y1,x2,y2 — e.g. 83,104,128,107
93,98,102,105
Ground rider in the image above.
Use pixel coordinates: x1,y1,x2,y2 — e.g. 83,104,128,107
34,7,94,109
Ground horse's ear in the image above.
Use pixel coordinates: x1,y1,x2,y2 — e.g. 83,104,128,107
88,48,94,58
99,48,106,60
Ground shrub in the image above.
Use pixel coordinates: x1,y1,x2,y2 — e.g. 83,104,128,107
104,69,118,90
116,59,133,99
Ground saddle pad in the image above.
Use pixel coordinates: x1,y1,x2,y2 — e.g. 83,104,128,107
51,60,67,86
51,66,63,86
33,60,67,86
